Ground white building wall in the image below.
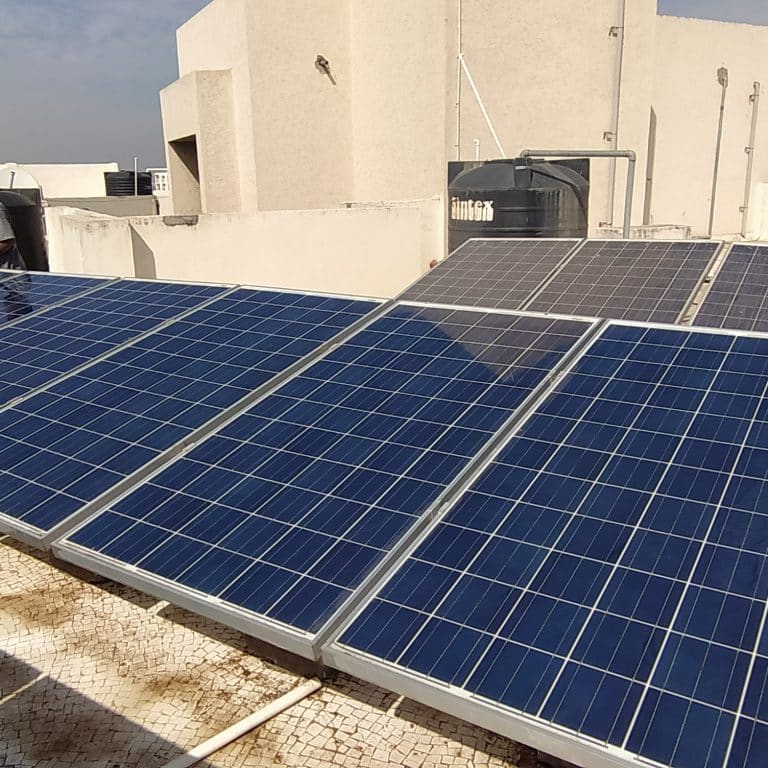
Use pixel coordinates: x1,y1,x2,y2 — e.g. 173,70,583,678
651,16,768,236
0,163,118,199
244,0,355,211
172,0,258,211
162,1,768,240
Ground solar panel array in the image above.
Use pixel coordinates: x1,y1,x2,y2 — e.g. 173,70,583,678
58,305,594,655
0,279,227,407
0,271,110,324
6,246,768,768
525,240,719,323
400,239,579,310
330,322,768,768
0,288,377,540
694,244,768,332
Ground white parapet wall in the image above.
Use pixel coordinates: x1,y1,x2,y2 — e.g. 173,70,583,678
45,199,443,299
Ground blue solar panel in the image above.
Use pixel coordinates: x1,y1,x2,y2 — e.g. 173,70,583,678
0,289,378,539
331,322,768,768
57,305,594,656
0,271,111,325
694,244,768,332
0,279,228,406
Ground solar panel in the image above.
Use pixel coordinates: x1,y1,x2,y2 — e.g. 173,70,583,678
0,279,229,407
54,304,595,657
328,321,768,768
0,288,379,543
0,271,111,325
525,240,720,323
693,244,768,332
400,238,580,310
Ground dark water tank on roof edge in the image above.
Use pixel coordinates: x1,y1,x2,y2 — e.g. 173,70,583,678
105,170,153,197
0,190,48,271
447,158,589,252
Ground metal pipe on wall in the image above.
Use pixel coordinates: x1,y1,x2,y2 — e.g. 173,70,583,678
520,148,637,238
642,108,657,226
741,81,761,238
708,67,729,239
606,0,627,226
455,0,462,160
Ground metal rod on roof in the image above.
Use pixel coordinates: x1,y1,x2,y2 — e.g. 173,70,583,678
708,67,729,239
459,54,506,157
741,81,760,238
455,0,462,160
519,149,637,238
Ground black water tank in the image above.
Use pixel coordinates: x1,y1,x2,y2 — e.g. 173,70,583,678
105,170,153,196
0,190,48,271
447,158,589,252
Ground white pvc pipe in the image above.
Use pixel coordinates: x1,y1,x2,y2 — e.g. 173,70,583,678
161,678,322,768
459,54,506,157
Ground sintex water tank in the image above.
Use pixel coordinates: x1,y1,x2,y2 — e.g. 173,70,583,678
0,190,48,271
447,158,589,252
105,170,153,196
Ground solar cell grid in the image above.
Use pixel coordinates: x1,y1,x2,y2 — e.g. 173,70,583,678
526,240,719,323
333,322,768,768
0,271,110,325
400,238,579,310
0,279,227,406
57,304,594,656
0,289,378,539
694,244,768,332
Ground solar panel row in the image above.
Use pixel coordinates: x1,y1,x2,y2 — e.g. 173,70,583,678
57,305,595,656
0,271,111,325
694,244,768,332
525,240,720,323
330,322,768,768
0,279,229,407
0,288,378,541
400,238,579,310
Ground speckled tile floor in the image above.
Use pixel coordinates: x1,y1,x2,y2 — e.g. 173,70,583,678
0,537,561,768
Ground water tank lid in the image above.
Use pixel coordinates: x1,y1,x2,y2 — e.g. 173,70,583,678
0,190,34,208
450,158,587,193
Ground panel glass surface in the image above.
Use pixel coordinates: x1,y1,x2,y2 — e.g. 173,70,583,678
695,244,768,332
0,289,377,534
337,322,768,768
0,279,227,406
526,240,718,322
400,239,579,310
0,271,109,325
63,306,592,639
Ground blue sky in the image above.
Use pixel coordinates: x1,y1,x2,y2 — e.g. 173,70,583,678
659,0,768,24
2,1,767,171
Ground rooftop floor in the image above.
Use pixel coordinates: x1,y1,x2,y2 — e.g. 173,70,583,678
1,537,550,768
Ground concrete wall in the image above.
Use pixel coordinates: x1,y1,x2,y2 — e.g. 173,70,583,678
172,0,258,210
162,1,768,241
651,16,768,236
45,200,442,299
0,163,118,199
350,1,448,203
245,0,355,211
46,197,157,217
161,70,240,214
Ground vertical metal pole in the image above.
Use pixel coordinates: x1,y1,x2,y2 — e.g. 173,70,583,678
134,156,139,197
741,81,761,237
623,154,635,238
708,67,728,239
455,0,462,161
607,0,626,225
643,108,657,225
